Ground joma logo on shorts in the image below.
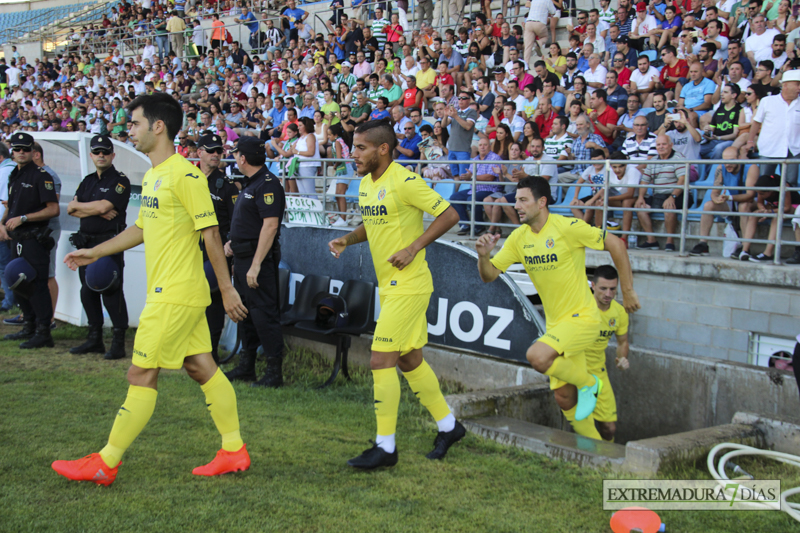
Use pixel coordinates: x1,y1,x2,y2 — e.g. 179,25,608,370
133,349,147,358
375,336,393,343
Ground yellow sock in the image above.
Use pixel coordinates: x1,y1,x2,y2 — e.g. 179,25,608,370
99,385,158,468
545,356,594,389
563,406,602,440
402,360,452,422
372,368,401,436
201,368,243,452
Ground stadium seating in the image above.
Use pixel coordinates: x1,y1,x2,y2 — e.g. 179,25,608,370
294,279,376,388
0,1,110,37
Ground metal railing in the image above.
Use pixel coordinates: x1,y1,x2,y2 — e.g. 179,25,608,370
266,155,800,266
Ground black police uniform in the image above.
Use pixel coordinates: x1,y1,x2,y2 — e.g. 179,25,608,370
4,134,59,346
225,163,286,387
204,166,239,360
69,138,131,358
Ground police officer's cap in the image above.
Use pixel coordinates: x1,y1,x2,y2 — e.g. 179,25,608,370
90,135,114,151
232,136,266,158
198,134,224,151
86,257,122,294
5,258,37,299
204,260,219,293
10,132,34,149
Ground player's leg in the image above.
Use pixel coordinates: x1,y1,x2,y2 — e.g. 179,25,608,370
185,351,250,475
52,304,167,484
591,367,618,441
52,362,160,486
527,320,602,421
398,348,466,459
553,379,602,440
347,346,403,469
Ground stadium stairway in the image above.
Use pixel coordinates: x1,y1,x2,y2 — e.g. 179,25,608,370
464,415,627,468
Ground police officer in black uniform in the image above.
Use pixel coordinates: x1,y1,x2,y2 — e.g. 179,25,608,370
67,135,131,359
224,136,286,388
197,133,239,363
0,132,60,348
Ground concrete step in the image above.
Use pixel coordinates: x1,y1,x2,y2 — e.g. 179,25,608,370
464,415,627,469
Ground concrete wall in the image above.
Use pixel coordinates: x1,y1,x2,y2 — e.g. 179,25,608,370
607,345,799,444
585,250,800,363
3,42,43,62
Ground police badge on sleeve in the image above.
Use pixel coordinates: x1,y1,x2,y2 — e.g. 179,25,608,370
116,183,126,194
264,193,274,205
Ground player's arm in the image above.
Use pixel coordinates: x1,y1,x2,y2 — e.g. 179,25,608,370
388,205,459,270
615,332,630,369
202,225,248,322
64,224,144,270
245,217,279,289
604,233,640,313
328,223,367,258
475,233,503,283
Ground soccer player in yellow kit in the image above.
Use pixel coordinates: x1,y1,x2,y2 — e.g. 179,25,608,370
328,119,463,469
476,176,639,437
585,264,630,442
53,94,250,486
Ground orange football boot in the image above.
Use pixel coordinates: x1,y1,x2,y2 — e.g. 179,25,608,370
192,444,250,476
52,453,119,486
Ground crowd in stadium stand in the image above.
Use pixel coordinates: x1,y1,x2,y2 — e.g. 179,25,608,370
0,0,798,261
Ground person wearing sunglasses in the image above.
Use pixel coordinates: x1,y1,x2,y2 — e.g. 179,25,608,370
225,136,286,389
0,132,60,349
196,134,239,365
66,135,131,361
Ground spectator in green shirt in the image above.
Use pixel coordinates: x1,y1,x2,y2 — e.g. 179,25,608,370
379,74,403,107
321,88,341,126
109,98,127,137
350,91,372,123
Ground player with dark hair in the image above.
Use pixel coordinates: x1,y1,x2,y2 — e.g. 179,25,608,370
585,264,629,441
53,93,250,486
327,119,463,469
475,176,639,438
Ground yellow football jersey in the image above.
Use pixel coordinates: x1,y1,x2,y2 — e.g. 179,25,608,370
585,299,629,370
135,154,218,307
491,214,606,328
359,162,450,295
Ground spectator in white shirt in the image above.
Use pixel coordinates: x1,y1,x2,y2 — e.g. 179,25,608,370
754,34,788,76
629,55,661,107
746,69,800,186
142,39,157,63
745,13,780,65
582,53,608,95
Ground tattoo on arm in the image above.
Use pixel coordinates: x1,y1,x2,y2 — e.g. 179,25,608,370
345,232,361,245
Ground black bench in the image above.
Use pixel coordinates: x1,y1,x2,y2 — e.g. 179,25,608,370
280,272,375,388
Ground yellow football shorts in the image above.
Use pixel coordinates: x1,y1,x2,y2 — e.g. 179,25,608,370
537,316,601,391
371,293,430,355
132,303,212,369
